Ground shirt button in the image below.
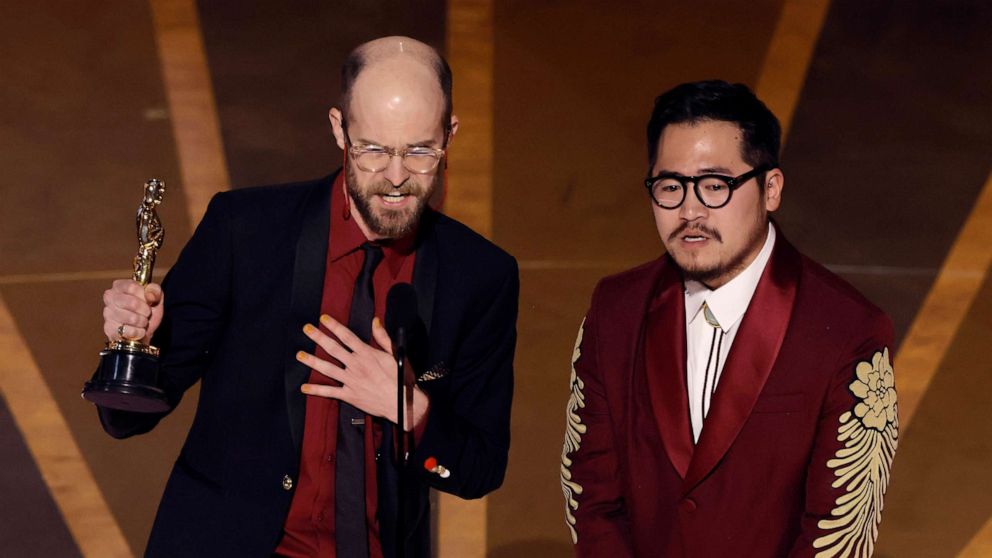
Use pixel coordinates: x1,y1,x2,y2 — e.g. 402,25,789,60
282,474,294,491
680,498,697,512
326,454,335,462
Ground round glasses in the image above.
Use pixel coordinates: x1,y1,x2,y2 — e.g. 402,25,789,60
342,116,447,174
348,144,446,174
644,166,771,209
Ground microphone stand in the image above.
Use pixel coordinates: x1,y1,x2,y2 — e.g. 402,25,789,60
395,326,407,558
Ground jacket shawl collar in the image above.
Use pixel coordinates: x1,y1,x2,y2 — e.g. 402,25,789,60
644,235,800,490
284,174,334,453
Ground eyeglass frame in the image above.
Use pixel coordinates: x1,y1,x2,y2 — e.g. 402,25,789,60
341,116,450,175
644,165,774,209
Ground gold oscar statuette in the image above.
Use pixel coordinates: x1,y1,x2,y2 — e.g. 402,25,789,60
82,179,170,413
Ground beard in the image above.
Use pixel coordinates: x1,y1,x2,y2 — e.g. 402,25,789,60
345,161,440,238
671,215,767,287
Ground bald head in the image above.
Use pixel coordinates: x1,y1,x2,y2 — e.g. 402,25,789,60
338,36,452,135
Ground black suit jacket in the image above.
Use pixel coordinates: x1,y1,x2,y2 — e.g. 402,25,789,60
97,173,519,557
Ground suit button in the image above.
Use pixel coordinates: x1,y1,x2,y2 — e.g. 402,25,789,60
282,475,294,491
680,498,697,512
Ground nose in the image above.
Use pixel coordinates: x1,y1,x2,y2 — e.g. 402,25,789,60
382,153,410,187
678,184,708,221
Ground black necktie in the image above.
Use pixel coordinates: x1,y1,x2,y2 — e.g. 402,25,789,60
336,242,382,558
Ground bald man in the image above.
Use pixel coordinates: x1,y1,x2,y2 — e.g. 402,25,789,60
94,37,518,558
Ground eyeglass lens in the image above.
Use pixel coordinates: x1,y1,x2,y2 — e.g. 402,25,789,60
652,176,732,208
355,150,440,174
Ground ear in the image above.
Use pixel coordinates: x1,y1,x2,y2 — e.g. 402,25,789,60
446,114,459,145
329,107,346,150
764,168,784,212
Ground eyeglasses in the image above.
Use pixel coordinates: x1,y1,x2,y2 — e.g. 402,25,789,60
644,166,772,209
342,118,447,174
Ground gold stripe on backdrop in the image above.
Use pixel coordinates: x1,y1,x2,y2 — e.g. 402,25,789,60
0,269,169,286
0,296,133,558
960,515,992,557
149,0,231,225
444,0,494,239
899,170,992,431
440,0,494,556
754,0,831,136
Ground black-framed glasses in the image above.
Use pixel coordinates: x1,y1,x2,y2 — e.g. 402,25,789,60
342,117,448,174
644,166,772,209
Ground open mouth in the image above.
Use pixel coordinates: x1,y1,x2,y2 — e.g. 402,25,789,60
680,229,713,243
670,224,721,244
378,192,411,205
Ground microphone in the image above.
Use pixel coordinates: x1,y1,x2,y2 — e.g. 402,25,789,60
385,282,419,353
384,282,421,558
384,282,427,375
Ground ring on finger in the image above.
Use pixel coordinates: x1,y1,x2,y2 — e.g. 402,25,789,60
117,324,127,339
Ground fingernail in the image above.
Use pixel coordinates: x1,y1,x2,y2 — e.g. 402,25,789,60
296,351,307,361
372,317,382,329
300,384,311,394
320,314,332,325
303,324,316,334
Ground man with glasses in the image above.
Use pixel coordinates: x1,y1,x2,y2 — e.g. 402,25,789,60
561,81,897,557
95,36,518,557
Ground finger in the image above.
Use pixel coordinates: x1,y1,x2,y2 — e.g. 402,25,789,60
117,323,145,340
371,317,392,354
103,306,150,330
107,291,152,317
302,323,354,366
319,314,369,355
104,289,146,314
113,279,145,298
301,383,347,401
105,321,146,341
144,283,163,305
296,351,347,384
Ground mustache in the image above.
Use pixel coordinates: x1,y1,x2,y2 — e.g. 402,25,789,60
669,222,722,242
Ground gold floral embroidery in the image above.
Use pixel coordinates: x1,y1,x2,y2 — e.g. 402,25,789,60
560,319,587,544
814,348,898,558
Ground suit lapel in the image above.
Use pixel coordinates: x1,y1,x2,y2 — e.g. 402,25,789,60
412,210,438,336
643,258,694,479
284,174,334,454
682,237,801,492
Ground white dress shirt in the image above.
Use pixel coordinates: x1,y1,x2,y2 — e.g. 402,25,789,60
684,223,776,442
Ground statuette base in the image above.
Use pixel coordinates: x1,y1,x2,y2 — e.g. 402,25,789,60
82,343,169,413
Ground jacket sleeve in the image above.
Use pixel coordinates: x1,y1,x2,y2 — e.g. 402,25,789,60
789,312,898,557
561,288,634,557
96,192,233,438
410,259,519,499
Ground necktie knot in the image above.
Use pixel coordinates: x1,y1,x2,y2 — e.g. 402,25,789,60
360,242,384,270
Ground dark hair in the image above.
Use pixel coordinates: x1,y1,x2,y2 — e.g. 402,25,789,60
339,46,453,135
646,80,781,172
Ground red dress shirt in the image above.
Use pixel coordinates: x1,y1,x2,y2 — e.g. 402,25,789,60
276,174,416,557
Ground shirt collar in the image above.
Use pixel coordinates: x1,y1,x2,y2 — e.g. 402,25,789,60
684,222,776,331
328,172,418,275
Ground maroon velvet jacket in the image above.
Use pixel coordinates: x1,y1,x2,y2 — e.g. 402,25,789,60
562,234,898,558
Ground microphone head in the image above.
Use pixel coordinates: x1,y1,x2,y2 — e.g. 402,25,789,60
385,282,419,339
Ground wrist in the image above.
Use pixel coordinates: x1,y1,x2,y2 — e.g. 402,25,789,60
405,386,430,432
